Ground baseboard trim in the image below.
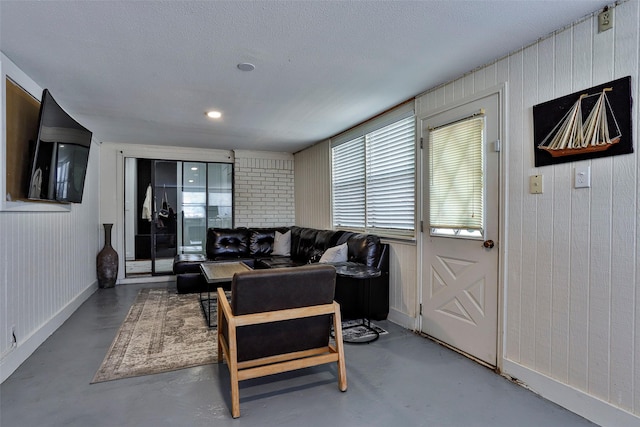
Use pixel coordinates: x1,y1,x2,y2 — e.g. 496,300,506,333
502,359,639,427
387,307,417,331
0,282,97,383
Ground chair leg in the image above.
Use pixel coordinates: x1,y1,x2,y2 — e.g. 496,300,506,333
217,296,223,362
230,368,240,418
333,302,348,392
228,321,241,418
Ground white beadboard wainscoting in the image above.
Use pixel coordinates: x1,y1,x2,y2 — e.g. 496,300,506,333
415,2,639,425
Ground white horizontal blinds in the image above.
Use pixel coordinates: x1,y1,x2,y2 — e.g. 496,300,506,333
332,137,365,228
331,101,415,236
366,116,415,231
429,116,484,230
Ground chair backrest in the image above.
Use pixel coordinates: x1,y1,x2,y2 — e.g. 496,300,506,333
229,264,336,362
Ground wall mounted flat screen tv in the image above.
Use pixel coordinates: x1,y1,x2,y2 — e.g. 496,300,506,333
27,89,92,203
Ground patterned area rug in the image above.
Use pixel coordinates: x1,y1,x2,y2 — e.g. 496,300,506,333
91,289,217,383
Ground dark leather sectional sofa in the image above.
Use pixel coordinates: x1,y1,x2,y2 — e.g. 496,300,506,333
173,226,389,320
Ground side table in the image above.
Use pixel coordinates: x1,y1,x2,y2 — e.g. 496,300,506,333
334,263,382,344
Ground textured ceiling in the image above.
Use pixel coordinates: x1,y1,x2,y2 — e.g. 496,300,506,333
1,0,611,153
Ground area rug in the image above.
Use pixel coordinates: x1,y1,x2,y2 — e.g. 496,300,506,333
340,319,388,342
91,288,217,383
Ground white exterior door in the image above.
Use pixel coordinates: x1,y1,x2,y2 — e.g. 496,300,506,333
420,93,500,366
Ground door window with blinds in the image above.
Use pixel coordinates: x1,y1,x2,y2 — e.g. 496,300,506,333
331,109,416,238
429,114,485,239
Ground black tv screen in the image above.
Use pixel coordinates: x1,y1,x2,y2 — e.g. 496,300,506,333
27,89,92,203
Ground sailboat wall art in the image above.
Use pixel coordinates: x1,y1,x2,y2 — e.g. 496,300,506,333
533,76,633,167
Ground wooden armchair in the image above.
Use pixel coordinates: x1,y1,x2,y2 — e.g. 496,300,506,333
216,264,347,418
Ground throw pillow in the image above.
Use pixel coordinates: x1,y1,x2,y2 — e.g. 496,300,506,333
319,242,348,263
272,230,291,256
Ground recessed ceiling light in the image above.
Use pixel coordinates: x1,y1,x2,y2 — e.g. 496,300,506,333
237,62,255,72
206,111,222,119
188,179,194,183
191,167,198,171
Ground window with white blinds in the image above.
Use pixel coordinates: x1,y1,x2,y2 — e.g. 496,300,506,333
332,114,416,237
332,137,365,228
429,116,484,237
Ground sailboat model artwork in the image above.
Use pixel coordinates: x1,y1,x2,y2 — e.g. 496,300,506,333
538,88,620,157
533,76,632,167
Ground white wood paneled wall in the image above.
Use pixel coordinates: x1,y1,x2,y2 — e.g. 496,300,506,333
0,144,100,382
0,55,101,382
386,240,418,329
417,1,639,422
294,141,331,229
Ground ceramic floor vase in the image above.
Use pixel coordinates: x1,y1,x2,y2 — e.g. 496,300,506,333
97,223,118,288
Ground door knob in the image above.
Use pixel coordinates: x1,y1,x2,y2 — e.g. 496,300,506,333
483,240,495,249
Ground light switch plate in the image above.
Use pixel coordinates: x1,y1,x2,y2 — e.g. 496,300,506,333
575,165,591,188
530,175,543,194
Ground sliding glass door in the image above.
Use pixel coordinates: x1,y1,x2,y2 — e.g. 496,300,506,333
124,158,233,277
179,162,233,253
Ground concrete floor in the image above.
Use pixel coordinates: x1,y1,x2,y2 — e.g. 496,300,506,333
1,281,596,427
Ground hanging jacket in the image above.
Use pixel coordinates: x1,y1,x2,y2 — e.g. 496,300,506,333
142,184,152,221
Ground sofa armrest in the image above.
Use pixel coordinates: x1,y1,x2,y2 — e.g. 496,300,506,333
173,254,207,274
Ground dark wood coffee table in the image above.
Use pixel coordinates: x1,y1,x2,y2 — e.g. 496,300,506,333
199,261,252,327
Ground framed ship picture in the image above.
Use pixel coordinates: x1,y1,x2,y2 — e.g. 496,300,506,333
533,76,633,167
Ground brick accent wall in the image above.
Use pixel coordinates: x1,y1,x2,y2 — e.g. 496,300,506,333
233,152,294,227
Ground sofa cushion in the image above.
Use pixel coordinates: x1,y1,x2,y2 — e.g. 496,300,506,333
255,257,306,269
289,227,336,262
289,226,303,259
315,229,335,251
207,228,251,259
291,227,317,261
336,233,382,267
250,229,275,257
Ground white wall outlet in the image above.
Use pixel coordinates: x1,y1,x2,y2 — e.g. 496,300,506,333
529,175,543,194
598,7,613,33
575,165,591,188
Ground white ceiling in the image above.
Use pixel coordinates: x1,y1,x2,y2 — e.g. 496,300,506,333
1,0,611,153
